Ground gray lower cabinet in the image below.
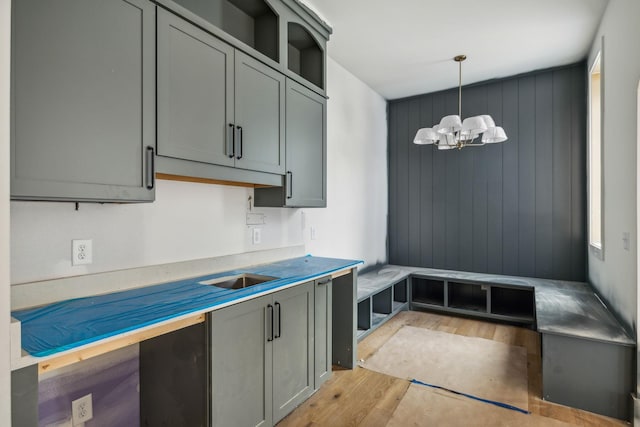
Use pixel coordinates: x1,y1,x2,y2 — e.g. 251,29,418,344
157,8,285,179
254,78,327,207
314,276,332,388
210,282,314,427
140,322,209,426
11,0,156,202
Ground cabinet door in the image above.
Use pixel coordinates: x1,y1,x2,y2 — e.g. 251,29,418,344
272,281,314,423
157,8,235,168
314,277,333,388
234,51,286,174
285,79,327,207
210,296,273,427
11,0,155,202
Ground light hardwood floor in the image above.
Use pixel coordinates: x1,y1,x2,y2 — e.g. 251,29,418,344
278,310,628,427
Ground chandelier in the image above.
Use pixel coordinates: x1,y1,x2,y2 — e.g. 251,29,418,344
413,55,508,150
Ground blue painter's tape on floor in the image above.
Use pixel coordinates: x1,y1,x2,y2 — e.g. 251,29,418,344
410,379,531,415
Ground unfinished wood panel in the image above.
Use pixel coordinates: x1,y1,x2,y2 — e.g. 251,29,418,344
38,313,205,374
388,63,587,282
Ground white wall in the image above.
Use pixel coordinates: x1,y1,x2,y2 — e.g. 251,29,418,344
302,58,388,266
10,56,388,285
1,0,12,423
587,0,640,332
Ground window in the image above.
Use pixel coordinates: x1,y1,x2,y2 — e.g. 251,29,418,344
588,49,603,259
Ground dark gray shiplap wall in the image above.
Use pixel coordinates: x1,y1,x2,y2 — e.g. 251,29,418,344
388,63,586,281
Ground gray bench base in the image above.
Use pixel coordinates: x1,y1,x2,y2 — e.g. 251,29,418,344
542,333,633,420
357,265,635,421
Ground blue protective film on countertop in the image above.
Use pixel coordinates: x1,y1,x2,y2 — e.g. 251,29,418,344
12,255,362,357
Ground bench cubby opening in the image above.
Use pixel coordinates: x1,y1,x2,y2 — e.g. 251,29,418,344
447,281,487,312
411,277,445,307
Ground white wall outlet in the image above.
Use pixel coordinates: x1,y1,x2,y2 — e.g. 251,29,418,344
72,239,93,266
310,226,317,240
252,228,262,245
71,393,93,425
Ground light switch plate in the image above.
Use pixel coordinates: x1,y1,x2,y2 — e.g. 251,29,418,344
252,228,262,245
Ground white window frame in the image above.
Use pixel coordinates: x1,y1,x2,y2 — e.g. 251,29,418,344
588,43,604,260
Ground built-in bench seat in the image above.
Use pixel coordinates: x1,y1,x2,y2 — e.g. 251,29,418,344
356,265,634,420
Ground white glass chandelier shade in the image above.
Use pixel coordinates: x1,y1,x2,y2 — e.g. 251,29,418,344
413,55,508,150
413,127,439,145
461,116,488,137
438,115,462,135
481,126,508,143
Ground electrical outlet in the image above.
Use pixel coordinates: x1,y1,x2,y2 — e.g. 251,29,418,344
310,226,317,240
71,393,93,425
252,228,262,245
72,240,93,266
623,232,630,251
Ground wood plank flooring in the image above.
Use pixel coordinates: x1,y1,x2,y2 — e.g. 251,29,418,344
278,311,628,427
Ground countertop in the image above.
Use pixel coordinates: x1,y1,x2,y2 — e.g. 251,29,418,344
358,265,634,347
12,255,361,359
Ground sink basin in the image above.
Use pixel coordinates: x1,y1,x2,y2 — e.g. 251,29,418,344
199,273,277,290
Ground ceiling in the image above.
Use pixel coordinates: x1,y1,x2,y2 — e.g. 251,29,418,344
301,0,609,100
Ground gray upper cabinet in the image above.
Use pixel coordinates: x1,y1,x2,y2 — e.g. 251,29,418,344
285,79,326,207
254,78,327,207
157,8,235,168
11,0,156,202
285,20,325,93
234,51,286,174
157,9,285,178
163,0,280,67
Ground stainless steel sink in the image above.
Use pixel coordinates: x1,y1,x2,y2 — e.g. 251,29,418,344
199,273,277,290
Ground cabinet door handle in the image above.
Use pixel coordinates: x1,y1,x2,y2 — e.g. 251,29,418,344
274,302,281,339
286,171,293,199
236,126,243,160
227,123,235,158
318,279,331,286
146,146,155,190
267,304,274,342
